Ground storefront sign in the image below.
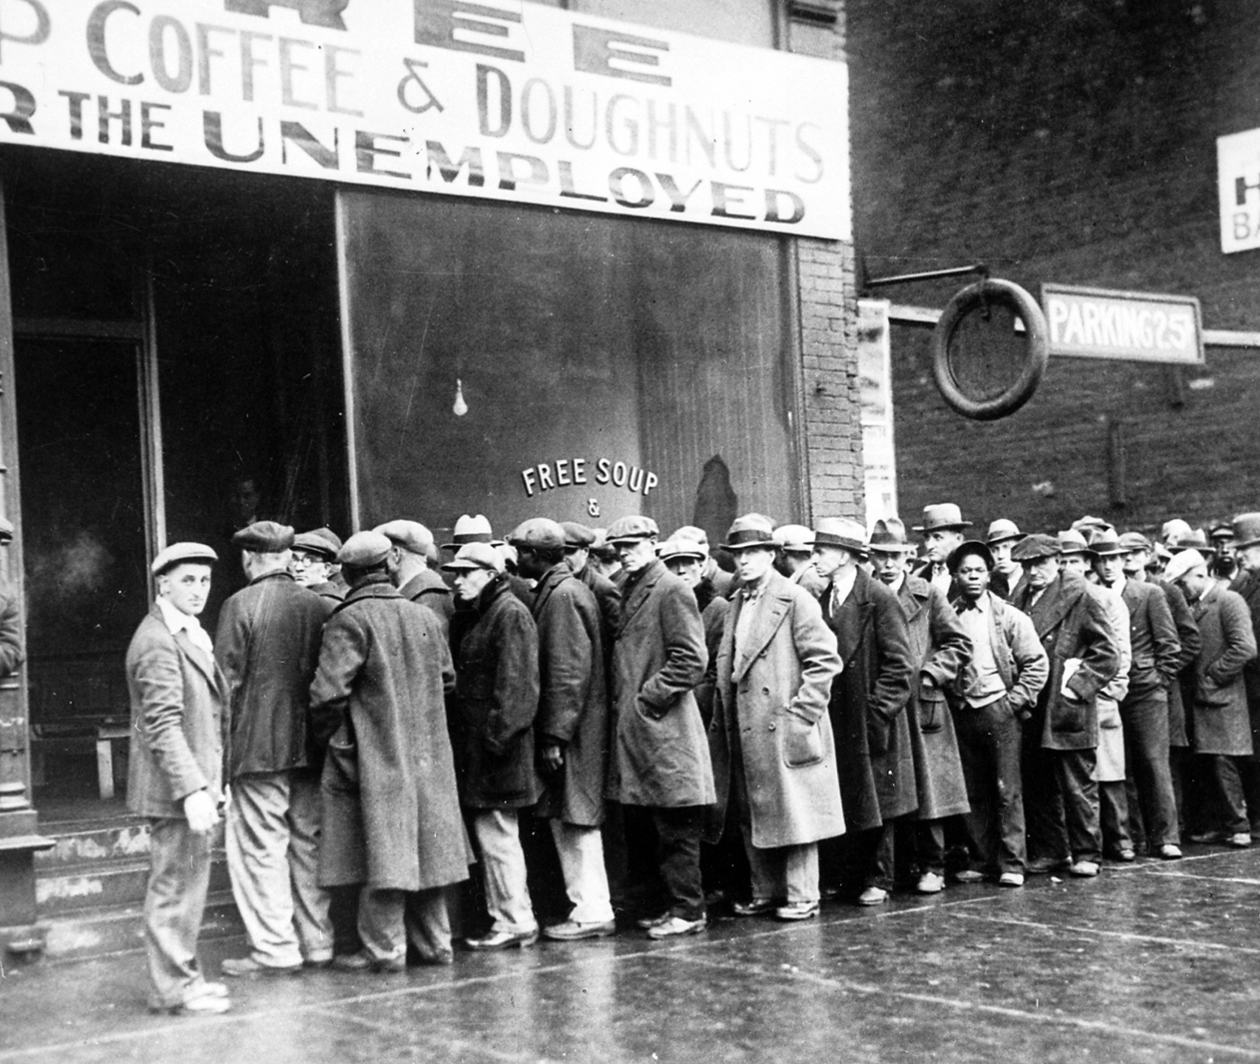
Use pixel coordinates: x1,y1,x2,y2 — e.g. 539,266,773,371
856,298,897,525
521,457,657,499
1218,127,1260,254
0,0,850,238
1041,284,1203,365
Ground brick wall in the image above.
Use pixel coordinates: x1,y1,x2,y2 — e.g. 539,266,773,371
847,0,1260,536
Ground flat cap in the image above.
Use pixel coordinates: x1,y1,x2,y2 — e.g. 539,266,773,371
912,503,971,533
947,540,994,572
1209,522,1235,542
721,514,776,552
441,541,503,573
232,520,294,553
657,537,706,563
1011,534,1060,562
868,517,916,553
671,525,710,551
373,519,435,556
812,517,869,556
293,527,342,560
606,515,660,544
1164,548,1208,584
561,521,596,548
986,518,1022,545
152,542,218,576
508,518,567,551
442,513,494,551
1117,532,1152,552
338,531,391,568
773,524,815,553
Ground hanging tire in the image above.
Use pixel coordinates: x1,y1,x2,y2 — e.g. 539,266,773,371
930,278,1049,421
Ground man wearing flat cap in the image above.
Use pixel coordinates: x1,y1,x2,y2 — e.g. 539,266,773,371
290,528,345,602
708,514,843,921
913,504,972,598
127,543,230,1015
870,517,972,894
1011,534,1120,878
215,522,335,977
375,520,453,637
563,521,622,655
1228,512,1260,837
311,531,469,970
773,524,826,597
812,517,915,905
510,519,615,942
671,525,735,610
1166,548,1258,848
605,514,713,939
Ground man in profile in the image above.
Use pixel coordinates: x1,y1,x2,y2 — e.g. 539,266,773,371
126,543,230,1015
376,519,454,636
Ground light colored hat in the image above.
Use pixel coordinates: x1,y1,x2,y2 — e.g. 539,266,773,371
374,520,435,557
657,537,706,563
812,518,869,556
773,524,814,553
441,513,494,551
442,541,504,573
868,517,916,553
1164,548,1208,584
1117,532,1152,553
338,531,391,567
721,514,776,552
671,525,710,552
1086,528,1126,557
152,542,218,576
986,518,1022,546
1161,518,1193,546
1071,515,1110,533
1057,529,1091,556
913,503,971,533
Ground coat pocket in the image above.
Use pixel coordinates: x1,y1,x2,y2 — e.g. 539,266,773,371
918,694,945,734
325,736,359,793
784,713,824,768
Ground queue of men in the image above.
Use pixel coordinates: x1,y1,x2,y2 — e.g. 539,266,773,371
125,504,1260,1015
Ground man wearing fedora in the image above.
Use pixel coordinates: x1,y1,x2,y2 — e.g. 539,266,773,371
1229,512,1260,838
375,520,454,637
985,519,1023,601
1091,528,1184,859
216,521,335,977
605,515,712,938
290,528,346,602
813,517,915,905
1166,548,1258,847
913,504,972,599
127,542,230,1015
869,517,971,894
1011,535,1120,878
707,515,843,921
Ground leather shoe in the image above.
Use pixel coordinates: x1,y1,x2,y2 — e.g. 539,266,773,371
646,915,706,939
950,869,985,884
1227,832,1252,848
634,912,670,930
221,956,301,978
464,928,539,951
1112,848,1136,863
998,872,1024,888
915,872,945,894
732,898,777,918
1069,860,1100,878
149,986,232,1016
1158,844,1182,860
857,886,888,906
332,950,405,973
1188,830,1225,844
543,919,617,941
774,900,819,921
1026,856,1069,876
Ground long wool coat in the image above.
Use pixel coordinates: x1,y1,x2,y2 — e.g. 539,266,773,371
531,564,608,826
1012,572,1119,751
1155,576,1201,749
451,576,542,810
895,574,971,820
822,566,916,831
309,575,469,892
709,571,844,848
1228,568,1260,758
607,558,714,808
1090,585,1131,783
1190,583,1257,756
215,570,332,778
127,606,229,819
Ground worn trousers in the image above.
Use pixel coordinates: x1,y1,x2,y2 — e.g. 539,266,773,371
1099,780,1133,855
742,828,819,904
622,804,706,920
955,698,1026,875
226,770,333,967
1025,735,1101,864
1121,687,1180,850
1202,754,1251,836
549,820,615,924
144,817,213,1009
357,886,452,964
471,809,537,934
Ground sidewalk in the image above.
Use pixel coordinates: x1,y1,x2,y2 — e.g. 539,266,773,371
3,845,1259,1063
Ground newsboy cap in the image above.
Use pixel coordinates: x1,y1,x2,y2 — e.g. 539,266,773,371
1011,534,1061,562
1160,518,1193,546
337,531,391,568
374,520,435,557
671,525,710,552
152,542,218,576
1232,512,1260,550
1163,548,1208,584
606,515,660,544
561,521,596,549
721,514,776,552
293,527,342,560
441,513,494,551
657,537,706,564
868,517,916,553
441,542,503,573
773,524,815,553
232,520,294,553
812,517,869,556
986,518,1022,546
912,503,971,533
508,518,567,551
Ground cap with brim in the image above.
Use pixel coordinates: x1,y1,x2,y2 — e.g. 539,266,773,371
606,515,660,544
868,517,917,553
338,531,391,568
561,521,595,549
772,524,814,553
1232,512,1260,551
1057,529,1091,556
293,528,342,560
912,503,971,533
671,525,710,550
1210,523,1235,541
812,518,869,557
232,520,294,553
441,513,494,552
508,518,566,552
657,538,706,563
374,520,434,557
1164,548,1208,584
721,514,776,552
152,542,218,576
947,540,994,573
986,518,1022,546
441,541,503,573
1117,532,1152,553
1087,530,1125,557
1011,534,1061,562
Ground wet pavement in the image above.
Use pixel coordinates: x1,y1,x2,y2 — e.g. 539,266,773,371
3,845,1259,1063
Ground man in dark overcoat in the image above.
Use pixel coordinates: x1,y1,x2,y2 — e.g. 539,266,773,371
376,519,454,637
510,519,614,941
708,515,843,921
562,521,622,653
1011,534,1120,878
1167,549,1258,846
912,503,972,598
443,541,542,950
1227,511,1260,838
290,527,346,602
310,531,468,970
127,543,230,1015
605,515,712,939
812,517,915,906
217,521,334,976
869,517,971,895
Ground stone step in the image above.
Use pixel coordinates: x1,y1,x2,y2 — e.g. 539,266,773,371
41,891,245,963
34,819,152,869
36,855,231,917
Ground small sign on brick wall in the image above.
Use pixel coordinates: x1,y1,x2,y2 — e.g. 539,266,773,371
1041,284,1203,366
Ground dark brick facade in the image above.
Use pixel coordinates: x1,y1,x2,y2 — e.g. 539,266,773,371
847,0,1260,535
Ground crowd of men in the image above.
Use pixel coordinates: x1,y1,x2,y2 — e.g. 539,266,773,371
125,503,1260,1015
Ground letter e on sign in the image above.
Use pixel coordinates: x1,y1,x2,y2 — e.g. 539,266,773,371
416,0,526,64
572,25,670,86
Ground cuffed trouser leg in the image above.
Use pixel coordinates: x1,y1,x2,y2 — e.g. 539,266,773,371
357,888,406,964
472,809,537,934
1207,754,1250,836
226,773,303,968
145,818,212,1008
549,820,615,924
1056,749,1102,864
405,888,454,962
287,770,333,962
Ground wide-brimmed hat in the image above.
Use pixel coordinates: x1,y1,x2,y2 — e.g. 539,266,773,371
986,518,1022,546
1173,528,1210,552
441,514,494,551
721,514,776,552
1086,528,1126,557
947,539,995,572
1057,529,1091,556
1232,512,1260,550
912,503,971,533
868,517,917,553
812,518,869,556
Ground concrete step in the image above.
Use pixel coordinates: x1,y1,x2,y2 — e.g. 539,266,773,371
34,819,151,869
41,890,245,963
36,855,231,916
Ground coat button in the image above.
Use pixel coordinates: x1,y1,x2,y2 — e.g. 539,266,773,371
768,722,776,731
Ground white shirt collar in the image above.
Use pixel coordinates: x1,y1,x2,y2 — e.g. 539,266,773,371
156,597,213,655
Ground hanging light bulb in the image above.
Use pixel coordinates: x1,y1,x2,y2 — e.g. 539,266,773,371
452,378,468,417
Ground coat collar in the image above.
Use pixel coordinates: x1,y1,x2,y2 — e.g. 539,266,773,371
897,573,931,618
399,568,450,601
619,558,667,628
730,571,793,681
147,604,223,693
532,563,572,613
336,572,401,611
1023,574,1076,636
